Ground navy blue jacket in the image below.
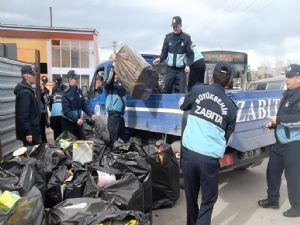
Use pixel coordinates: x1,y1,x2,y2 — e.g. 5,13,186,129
180,83,237,158
159,31,194,68
14,80,41,142
104,67,126,114
40,87,50,113
275,87,300,143
62,85,92,123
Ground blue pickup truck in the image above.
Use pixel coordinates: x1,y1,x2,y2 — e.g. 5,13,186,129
87,51,282,171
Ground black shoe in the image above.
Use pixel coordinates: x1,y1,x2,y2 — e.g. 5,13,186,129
258,199,279,209
283,208,300,217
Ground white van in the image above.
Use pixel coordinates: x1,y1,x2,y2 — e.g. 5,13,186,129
247,76,286,91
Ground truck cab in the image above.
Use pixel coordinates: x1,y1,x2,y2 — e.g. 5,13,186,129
87,51,283,171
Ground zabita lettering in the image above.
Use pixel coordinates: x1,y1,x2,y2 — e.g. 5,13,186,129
235,98,281,122
195,105,223,125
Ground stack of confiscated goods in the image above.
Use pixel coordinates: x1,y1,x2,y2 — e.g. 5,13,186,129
114,44,159,100
0,125,180,224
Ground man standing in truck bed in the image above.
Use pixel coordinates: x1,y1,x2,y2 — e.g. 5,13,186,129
153,16,194,93
180,62,237,225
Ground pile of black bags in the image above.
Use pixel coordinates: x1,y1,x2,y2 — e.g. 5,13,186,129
0,131,180,225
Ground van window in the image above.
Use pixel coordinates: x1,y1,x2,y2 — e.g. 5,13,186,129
267,82,282,90
256,83,267,90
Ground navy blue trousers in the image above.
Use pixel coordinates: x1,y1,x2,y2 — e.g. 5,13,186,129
266,141,300,210
181,147,219,225
165,67,186,94
188,58,206,91
107,113,125,149
62,118,84,140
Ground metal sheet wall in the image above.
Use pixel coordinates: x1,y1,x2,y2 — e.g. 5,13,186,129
0,57,27,157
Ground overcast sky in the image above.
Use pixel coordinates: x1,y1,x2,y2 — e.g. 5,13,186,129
1,0,300,69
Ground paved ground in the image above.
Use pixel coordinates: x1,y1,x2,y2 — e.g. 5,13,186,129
152,160,300,225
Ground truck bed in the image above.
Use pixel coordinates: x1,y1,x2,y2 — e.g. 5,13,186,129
123,90,282,152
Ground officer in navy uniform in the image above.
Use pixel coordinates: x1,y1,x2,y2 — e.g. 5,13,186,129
180,62,237,225
104,63,126,149
187,44,206,91
50,77,67,140
258,64,300,218
153,16,194,94
62,70,96,139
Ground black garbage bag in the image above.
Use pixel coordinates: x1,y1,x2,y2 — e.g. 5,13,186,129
79,211,150,225
0,186,45,225
88,138,109,162
0,168,18,191
114,44,159,100
0,158,47,197
142,144,180,209
55,131,77,158
102,150,152,213
29,143,69,184
56,131,77,143
45,165,68,208
45,162,87,208
83,166,144,212
82,122,96,140
64,162,88,200
46,198,119,225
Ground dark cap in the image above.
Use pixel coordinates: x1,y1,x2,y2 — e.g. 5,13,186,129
171,16,182,27
213,61,233,76
21,65,37,76
284,64,300,77
55,77,62,83
67,70,79,80
41,76,48,84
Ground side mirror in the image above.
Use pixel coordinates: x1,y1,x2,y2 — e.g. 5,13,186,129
247,71,251,82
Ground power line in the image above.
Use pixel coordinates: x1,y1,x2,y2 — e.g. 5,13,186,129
203,0,259,34
192,0,259,49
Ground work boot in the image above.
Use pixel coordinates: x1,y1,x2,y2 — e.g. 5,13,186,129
283,208,300,217
258,199,279,209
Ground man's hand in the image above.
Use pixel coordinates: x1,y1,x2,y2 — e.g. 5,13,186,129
26,135,32,144
77,119,84,126
269,116,277,125
110,53,117,61
91,115,97,121
153,58,160,65
184,65,190,74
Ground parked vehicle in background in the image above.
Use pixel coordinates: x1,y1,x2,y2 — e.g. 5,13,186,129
202,50,250,90
247,76,286,91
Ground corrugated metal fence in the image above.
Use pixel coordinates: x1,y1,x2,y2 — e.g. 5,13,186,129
0,57,28,157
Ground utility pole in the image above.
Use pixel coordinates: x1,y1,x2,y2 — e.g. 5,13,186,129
50,7,53,27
